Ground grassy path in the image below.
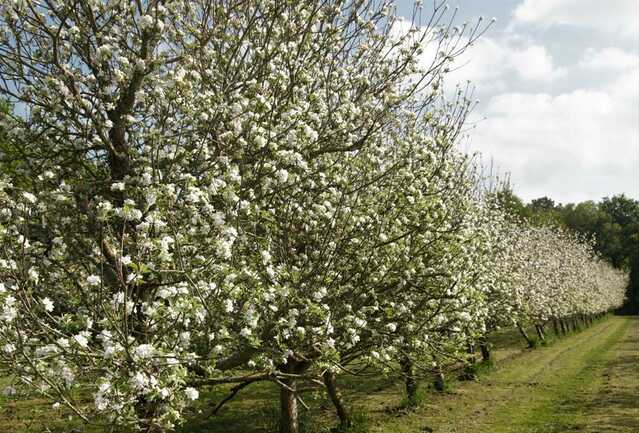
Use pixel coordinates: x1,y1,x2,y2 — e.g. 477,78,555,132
371,315,639,433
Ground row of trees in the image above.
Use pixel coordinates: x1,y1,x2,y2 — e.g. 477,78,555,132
480,216,627,351
497,191,639,308
0,1,628,432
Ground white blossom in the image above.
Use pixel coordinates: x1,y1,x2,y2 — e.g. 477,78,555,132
110,182,126,192
22,191,37,204
73,333,89,348
184,387,199,401
275,168,289,183
135,344,155,359
86,275,101,286
42,297,54,312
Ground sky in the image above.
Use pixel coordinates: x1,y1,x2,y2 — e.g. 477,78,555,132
397,0,639,204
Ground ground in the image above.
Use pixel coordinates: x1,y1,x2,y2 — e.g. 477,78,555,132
371,315,639,433
1,315,637,433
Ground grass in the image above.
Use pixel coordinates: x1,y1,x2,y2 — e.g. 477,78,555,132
368,315,637,433
2,315,637,433
482,317,632,433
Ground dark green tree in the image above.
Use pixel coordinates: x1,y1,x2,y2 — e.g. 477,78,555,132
599,195,639,307
530,196,556,212
527,196,564,227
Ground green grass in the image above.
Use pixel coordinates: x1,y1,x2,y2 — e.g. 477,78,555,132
0,385,87,432
362,315,637,433
484,317,632,432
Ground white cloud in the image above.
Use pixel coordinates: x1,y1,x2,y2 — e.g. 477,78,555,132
389,18,564,91
469,74,639,203
580,47,639,70
514,0,639,38
443,37,564,89
393,5,639,203
509,45,565,81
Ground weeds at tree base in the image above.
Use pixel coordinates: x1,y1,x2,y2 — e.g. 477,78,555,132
264,404,370,433
329,410,369,433
398,386,428,411
529,338,542,349
471,359,495,377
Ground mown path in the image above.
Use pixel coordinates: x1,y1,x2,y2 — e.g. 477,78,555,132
372,315,639,433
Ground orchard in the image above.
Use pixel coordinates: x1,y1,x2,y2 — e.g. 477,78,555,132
0,1,628,433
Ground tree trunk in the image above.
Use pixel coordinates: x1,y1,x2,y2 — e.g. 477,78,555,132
552,319,561,336
535,324,546,341
136,397,160,433
323,370,350,427
479,337,491,362
279,359,308,433
459,343,477,381
434,367,445,392
467,342,476,364
401,356,419,401
280,377,299,433
517,323,535,348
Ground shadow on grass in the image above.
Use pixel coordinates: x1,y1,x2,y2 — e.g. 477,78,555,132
179,322,599,433
178,367,400,433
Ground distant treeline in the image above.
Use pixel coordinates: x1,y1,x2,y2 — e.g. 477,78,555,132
496,190,639,309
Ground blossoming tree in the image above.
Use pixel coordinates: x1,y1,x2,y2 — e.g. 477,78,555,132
0,0,490,431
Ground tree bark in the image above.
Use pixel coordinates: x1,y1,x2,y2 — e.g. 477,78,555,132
552,319,561,336
535,324,546,341
400,356,419,401
479,337,491,362
434,367,445,392
467,342,476,364
517,323,535,348
459,343,477,381
323,370,350,427
136,397,160,433
279,359,308,433
280,377,299,433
